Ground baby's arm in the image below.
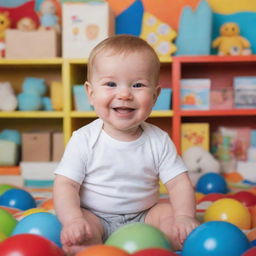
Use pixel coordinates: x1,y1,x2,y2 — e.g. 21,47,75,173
165,172,199,246
53,175,92,247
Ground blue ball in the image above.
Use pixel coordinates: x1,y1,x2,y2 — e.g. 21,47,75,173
0,188,36,210
196,172,228,194
12,212,62,247
182,221,251,256
251,239,256,247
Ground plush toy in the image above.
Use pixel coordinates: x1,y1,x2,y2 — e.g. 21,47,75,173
212,22,251,56
0,11,11,57
39,0,60,34
0,82,17,111
182,146,220,185
17,17,37,31
17,77,52,111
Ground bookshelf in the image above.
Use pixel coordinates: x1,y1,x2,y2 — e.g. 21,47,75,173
0,58,173,146
1,55,256,157
172,55,256,153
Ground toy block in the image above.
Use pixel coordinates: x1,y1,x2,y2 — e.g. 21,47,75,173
62,2,114,58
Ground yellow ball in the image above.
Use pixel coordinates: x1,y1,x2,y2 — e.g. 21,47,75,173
204,198,251,230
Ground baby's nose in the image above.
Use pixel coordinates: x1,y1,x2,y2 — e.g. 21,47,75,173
117,86,133,100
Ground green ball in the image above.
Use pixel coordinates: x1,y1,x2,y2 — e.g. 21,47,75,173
0,231,7,242
0,184,15,196
0,208,17,237
105,223,173,254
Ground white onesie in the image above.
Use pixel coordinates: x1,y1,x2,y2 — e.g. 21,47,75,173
55,119,187,214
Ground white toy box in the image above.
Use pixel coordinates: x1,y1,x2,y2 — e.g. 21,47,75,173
62,2,115,58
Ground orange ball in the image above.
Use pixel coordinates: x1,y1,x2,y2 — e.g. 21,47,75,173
204,198,251,230
76,245,129,256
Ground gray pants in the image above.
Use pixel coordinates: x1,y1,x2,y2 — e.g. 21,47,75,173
92,209,150,241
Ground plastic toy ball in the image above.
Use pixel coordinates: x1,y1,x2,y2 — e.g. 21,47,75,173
0,231,7,242
105,223,173,253
198,193,225,203
250,239,256,247
182,221,251,256
204,198,251,229
242,247,256,256
15,208,48,220
0,233,64,256
196,172,228,194
0,188,36,210
0,184,15,196
0,208,17,236
233,191,256,207
12,212,62,247
76,245,129,256
40,198,54,210
131,248,178,256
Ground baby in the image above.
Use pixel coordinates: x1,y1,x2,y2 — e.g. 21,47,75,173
53,34,199,255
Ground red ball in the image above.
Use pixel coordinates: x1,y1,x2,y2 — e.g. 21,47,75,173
198,193,225,203
132,248,178,256
233,191,256,207
0,234,64,256
242,247,256,256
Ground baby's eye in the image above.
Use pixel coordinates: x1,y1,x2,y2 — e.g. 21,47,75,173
106,82,117,87
132,83,144,88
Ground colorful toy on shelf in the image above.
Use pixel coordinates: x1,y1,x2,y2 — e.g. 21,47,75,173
17,77,52,111
16,17,37,31
0,11,10,57
212,22,251,56
140,12,177,61
182,146,220,185
39,0,60,34
0,11,10,40
0,82,17,111
175,0,213,56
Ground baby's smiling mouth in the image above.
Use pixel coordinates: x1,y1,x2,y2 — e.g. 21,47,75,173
113,107,135,114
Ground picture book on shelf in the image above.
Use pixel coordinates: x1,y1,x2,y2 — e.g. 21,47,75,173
233,76,256,109
181,78,211,110
212,126,251,162
210,87,233,110
181,123,209,153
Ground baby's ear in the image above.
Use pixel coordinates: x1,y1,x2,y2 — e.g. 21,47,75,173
84,81,94,105
153,86,161,102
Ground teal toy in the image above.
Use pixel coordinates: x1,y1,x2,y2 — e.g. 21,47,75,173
22,77,46,96
18,92,42,111
0,129,21,145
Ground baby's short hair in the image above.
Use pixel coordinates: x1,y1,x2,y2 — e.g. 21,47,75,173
87,34,160,82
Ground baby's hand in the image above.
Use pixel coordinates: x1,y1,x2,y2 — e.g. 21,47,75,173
171,215,199,249
61,217,92,247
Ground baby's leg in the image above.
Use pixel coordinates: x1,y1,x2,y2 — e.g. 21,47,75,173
63,208,104,256
145,202,181,250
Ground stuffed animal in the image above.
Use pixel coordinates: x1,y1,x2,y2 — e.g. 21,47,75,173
182,146,220,185
17,17,37,31
0,82,17,111
212,22,251,56
0,11,11,57
17,77,52,111
39,0,60,33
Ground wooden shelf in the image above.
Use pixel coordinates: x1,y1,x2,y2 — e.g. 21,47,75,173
180,109,256,117
2,55,256,150
0,111,64,118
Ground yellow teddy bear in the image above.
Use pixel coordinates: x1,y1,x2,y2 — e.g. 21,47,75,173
212,22,251,56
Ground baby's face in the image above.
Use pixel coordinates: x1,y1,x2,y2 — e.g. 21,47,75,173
86,51,159,138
